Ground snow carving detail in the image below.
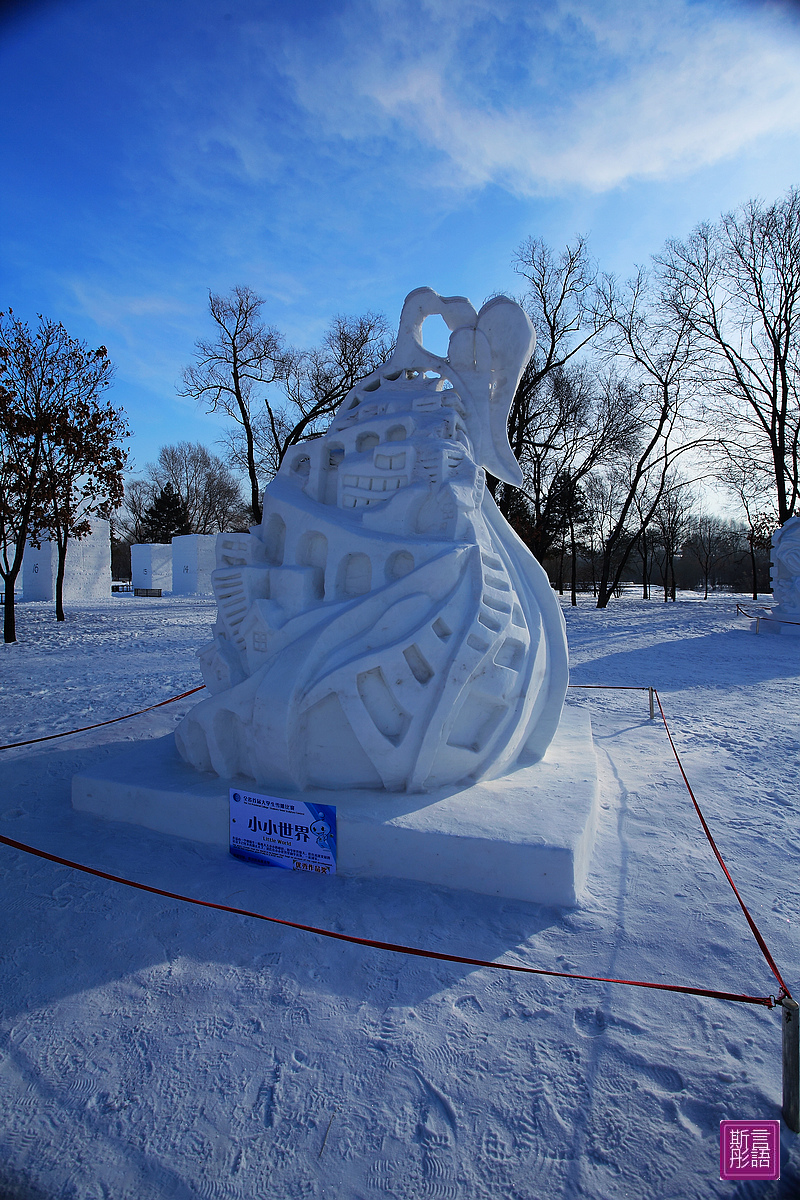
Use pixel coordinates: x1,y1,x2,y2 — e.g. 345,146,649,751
770,516,800,615
175,287,569,793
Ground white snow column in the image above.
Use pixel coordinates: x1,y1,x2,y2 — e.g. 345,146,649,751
23,520,111,602
131,543,173,591
171,534,218,595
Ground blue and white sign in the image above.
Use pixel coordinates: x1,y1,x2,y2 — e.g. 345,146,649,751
229,788,337,875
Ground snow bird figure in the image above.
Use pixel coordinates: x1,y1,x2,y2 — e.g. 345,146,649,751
176,287,569,793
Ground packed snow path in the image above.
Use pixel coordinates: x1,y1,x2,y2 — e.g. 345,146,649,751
0,593,798,1199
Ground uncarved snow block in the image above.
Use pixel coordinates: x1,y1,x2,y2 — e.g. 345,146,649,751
23,520,111,602
171,534,218,595
131,543,172,591
755,616,800,637
72,707,599,906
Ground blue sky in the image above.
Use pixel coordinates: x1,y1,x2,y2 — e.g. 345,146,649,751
2,0,800,476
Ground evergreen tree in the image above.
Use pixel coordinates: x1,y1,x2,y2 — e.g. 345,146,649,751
140,483,190,543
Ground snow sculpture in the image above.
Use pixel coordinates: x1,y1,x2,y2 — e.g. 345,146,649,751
770,516,800,616
176,288,568,793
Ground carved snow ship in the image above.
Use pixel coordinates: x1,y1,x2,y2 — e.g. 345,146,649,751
176,288,569,793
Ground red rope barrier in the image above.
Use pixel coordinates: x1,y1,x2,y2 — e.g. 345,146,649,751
568,684,648,691
736,603,800,628
0,679,789,1010
651,689,791,1003
0,832,777,1009
0,685,205,751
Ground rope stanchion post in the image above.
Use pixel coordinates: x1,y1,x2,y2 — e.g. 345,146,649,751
649,686,655,720
782,998,800,1132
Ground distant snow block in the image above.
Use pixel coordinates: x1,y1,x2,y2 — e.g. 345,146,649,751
175,287,569,794
171,534,218,595
758,619,800,636
131,543,172,592
22,520,111,602
72,707,599,907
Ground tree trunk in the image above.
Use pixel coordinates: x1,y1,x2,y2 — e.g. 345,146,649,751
749,537,759,601
569,517,578,606
3,584,17,644
641,535,648,599
231,356,262,524
597,546,614,609
557,535,565,595
2,538,29,644
55,536,68,622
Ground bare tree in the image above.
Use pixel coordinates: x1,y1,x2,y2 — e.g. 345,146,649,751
651,480,695,602
503,364,641,565
118,441,246,542
592,268,708,608
494,235,607,513
223,310,393,484
659,188,800,523
146,442,245,533
116,477,152,545
717,453,777,600
684,513,738,599
179,286,287,523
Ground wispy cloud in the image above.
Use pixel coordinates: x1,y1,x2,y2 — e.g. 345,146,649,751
278,0,800,194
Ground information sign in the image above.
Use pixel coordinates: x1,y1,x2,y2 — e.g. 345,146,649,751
229,788,337,874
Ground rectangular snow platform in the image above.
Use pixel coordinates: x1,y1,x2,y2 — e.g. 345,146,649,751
72,707,599,907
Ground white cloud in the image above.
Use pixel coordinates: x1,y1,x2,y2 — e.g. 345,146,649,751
279,0,800,194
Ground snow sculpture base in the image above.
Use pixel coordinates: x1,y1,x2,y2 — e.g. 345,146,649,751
72,707,598,907
755,615,800,637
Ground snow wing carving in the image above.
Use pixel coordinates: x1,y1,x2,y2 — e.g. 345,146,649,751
175,287,569,793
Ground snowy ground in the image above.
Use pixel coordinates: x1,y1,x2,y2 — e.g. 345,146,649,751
0,591,798,1199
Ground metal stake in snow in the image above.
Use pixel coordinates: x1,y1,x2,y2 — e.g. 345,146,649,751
649,687,655,720
782,997,799,1132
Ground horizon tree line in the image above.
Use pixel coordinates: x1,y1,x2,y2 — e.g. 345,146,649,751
4,185,798,638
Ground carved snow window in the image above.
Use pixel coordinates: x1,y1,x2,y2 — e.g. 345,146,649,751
356,432,379,453
263,513,286,565
338,553,372,597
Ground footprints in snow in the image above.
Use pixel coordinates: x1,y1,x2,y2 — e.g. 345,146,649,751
573,1006,644,1039
453,994,483,1014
